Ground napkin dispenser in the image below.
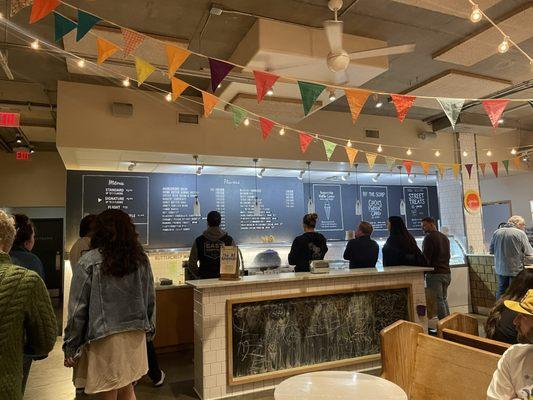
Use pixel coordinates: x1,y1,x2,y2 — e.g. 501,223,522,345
310,260,330,274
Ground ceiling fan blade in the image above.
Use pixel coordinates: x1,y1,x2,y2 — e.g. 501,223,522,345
347,44,416,60
323,20,344,53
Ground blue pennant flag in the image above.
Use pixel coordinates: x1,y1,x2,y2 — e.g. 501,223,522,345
54,12,77,42
77,9,101,41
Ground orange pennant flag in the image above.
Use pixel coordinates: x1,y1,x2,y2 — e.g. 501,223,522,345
366,152,377,170
202,92,218,117
452,164,460,178
479,163,486,176
97,37,120,64
419,161,430,175
171,77,189,101
345,89,370,124
165,45,191,78
29,0,59,24
513,156,521,170
437,164,446,179
345,147,358,165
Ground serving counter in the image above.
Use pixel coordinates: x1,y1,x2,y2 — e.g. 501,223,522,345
187,265,431,400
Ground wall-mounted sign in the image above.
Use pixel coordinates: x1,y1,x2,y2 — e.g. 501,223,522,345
16,151,30,160
0,112,20,127
464,190,481,214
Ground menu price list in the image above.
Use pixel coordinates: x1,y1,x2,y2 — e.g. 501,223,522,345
239,189,282,231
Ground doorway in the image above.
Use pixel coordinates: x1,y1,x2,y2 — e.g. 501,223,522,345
32,218,64,298
482,201,512,250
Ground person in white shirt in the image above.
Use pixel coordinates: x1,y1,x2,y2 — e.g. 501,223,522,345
487,287,533,400
69,215,96,268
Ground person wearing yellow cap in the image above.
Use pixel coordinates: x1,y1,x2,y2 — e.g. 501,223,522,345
487,288,533,399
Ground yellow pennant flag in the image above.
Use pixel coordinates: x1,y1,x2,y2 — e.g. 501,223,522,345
202,92,218,117
345,147,358,165
365,152,377,170
437,164,446,179
97,37,120,64
452,163,460,178
513,156,521,170
419,161,430,175
171,77,189,101
135,57,155,86
165,44,191,78
344,89,371,124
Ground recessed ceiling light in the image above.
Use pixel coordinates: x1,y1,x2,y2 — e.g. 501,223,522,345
375,102,383,108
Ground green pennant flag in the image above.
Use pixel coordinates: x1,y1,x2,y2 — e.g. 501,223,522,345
298,81,325,116
502,159,510,175
385,157,396,172
54,12,77,42
230,106,247,127
323,140,336,161
77,9,101,41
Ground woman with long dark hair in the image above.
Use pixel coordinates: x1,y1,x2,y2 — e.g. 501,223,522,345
63,210,155,400
9,214,45,279
485,268,533,344
383,216,426,267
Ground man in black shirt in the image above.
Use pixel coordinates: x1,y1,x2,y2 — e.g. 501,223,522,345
343,221,379,269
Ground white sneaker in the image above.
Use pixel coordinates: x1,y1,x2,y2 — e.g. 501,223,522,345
154,370,165,387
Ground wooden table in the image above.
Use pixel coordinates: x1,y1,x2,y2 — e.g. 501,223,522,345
274,371,408,400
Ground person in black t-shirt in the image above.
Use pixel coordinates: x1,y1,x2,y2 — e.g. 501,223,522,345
188,211,235,279
288,213,328,273
343,221,379,269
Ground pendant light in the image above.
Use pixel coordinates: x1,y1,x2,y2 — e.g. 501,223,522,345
398,165,406,216
253,159,261,216
306,161,315,214
193,155,201,217
354,163,362,215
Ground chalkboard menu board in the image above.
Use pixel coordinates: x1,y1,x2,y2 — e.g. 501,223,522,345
229,287,410,380
312,184,344,231
360,186,389,231
404,187,430,230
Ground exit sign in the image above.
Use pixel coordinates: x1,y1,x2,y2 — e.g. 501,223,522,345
16,151,30,160
0,112,20,127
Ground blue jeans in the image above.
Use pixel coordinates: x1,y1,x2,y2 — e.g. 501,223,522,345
426,273,451,320
496,275,514,299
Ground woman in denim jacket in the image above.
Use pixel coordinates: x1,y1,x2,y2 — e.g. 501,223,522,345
63,209,155,399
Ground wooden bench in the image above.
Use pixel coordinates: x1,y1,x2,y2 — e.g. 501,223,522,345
437,312,479,337
381,320,500,399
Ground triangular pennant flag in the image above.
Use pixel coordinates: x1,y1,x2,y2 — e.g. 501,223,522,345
254,71,279,103
513,156,521,170
165,45,191,78
209,58,234,92
323,140,337,161
437,98,464,130
366,153,377,170
76,10,101,41
11,0,33,17
202,92,218,117
452,164,460,178
259,117,275,140
420,161,430,175
134,57,155,86
479,163,486,176
403,160,413,175
465,164,473,179
171,77,189,101
345,89,370,124
502,159,510,175
121,28,145,58
437,164,446,179
54,12,77,42
385,157,396,172
230,106,247,128
490,161,499,177
29,0,59,23
299,132,313,153
96,37,120,64
298,81,326,116
482,99,509,128
391,94,416,123
345,147,358,165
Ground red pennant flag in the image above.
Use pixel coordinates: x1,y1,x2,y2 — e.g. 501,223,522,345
259,117,275,140
479,163,486,176
253,71,279,103
465,164,473,179
121,28,145,58
490,161,499,177
299,132,313,153
402,160,413,175
391,94,416,123
482,99,509,128
29,0,59,23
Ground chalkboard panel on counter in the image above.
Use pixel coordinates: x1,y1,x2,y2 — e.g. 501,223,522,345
228,287,411,381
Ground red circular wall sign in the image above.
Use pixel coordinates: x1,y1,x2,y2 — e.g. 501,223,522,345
464,190,481,214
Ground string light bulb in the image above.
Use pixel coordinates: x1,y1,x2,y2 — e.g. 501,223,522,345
30,40,39,49
486,150,492,157
377,144,383,153
498,36,510,54
243,118,250,126
511,148,517,155
77,59,86,68
279,127,285,136
122,77,130,87
470,4,482,23
347,140,352,148
462,150,468,157
328,89,336,102
406,148,412,156
435,150,441,157
165,93,172,102
266,89,274,96
375,101,383,108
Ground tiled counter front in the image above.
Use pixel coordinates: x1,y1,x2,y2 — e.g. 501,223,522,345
467,254,497,314
189,267,430,400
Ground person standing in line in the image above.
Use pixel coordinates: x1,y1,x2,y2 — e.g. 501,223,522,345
288,213,328,272
0,210,56,400
9,214,45,279
343,221,379,269
490,215,533,298
382,216,426,267
63,210,155,399
69,214,96,268
421,217,451,320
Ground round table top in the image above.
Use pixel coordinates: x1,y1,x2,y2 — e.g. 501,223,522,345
274,371,408,400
